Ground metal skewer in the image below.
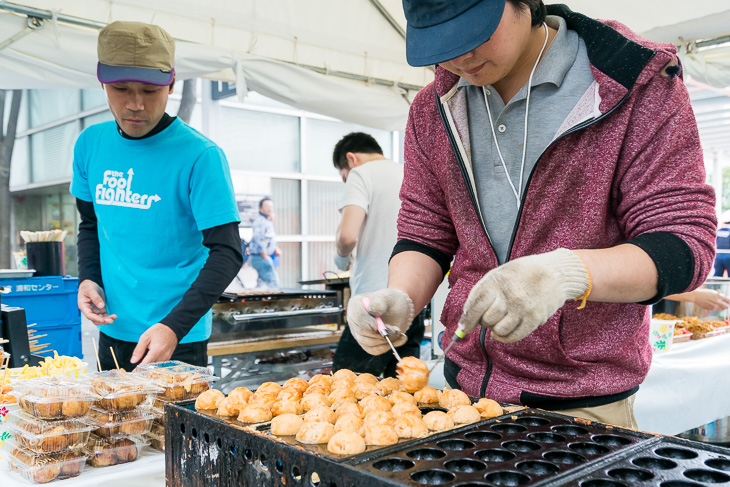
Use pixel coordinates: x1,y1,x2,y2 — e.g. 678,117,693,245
361,297,402,362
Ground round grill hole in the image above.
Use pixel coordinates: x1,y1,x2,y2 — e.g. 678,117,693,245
491,423,527,434
475,448,516,462
660,482,703,487
406,448,446,461
191,427,197,439
410,469,456,485
229,445,237,455
444,459,486,473
632,457,676,470
180,423,185,434
569,442,610,455
580,480,627,487
260,453,268,469
275,460,284,474
503,440,541,452
655,447,698,460
485,470,530,486
454,483,490,487
528,432,565,443
706,458,730,471
216,438,222,449
310,471,320,486
552,425,589,436
244,449,252,461
544,450,585,464
683,468,730,483
292,466,302,483
517,460,559,476
515,416,550,426
372,458,415,472
608,467,654,482
204,433,210,444
436,439,475,451
592,434,631,446
465,431,501,442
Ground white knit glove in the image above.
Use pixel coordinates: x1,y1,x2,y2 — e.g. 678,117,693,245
461,248,590,343
334,252,351,271
347,289,415,355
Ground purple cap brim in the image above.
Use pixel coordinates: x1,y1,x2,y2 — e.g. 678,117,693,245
97,62,174,86
406,0,506,67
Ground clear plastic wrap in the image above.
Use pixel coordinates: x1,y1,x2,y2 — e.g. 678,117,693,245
83,433,148,467
13,377,100,420
133,361,217,401
2,438,88,483
144,421,165,451
88,370,163,411
3,410,94,454
85,406,160,438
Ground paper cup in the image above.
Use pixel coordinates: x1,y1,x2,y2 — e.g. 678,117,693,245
650,319,676,352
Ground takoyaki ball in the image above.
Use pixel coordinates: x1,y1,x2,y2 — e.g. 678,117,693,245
216,397,241,417
58,452,84,478
256,381,282,397
473,398,503,419
423,411,454,431
334,413,364,435
237,406,273,423
363,410,394,426
189,379,210,395
120,418,148,435
327,431,366,455
163,385,186,401
335,402,363,419
89,443,116,467
247,392,277,410
393,415,429,439
363,423,399,446
448,405,481,425
114,438,139,463
227,387,253,406
331,378,355,391
396,357,429,393
277,387,303,402
31,400,62,419
30,460,61,483
332,369,357,382
439,389,471,410
373,377,404,396
353,382,375,400
328,388,357,410
271,400,303,417
308,374,332,387
194,389,225,410
270,413,304,436
304,383,330,397
304,406,337,424
391,402,421,418
388,391,417,406
62,399,90,418
39,425,68,452
295,421,335,444
413,386,441,405
359,395,392,414
282,377,309,393
300,393,330,412
354,373,378,385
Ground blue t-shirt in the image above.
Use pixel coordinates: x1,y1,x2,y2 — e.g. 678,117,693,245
70,118,240,343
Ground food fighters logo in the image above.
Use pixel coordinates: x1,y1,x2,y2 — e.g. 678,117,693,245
95,169,161,209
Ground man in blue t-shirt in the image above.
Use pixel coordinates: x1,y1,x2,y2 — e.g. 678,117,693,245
248,198,280,288
70,21,242,371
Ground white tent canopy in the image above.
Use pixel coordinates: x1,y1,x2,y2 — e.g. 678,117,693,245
2,1,730,131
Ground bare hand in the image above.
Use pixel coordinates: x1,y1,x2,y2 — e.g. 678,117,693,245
691,289,730,311
274,247,282,256
130,323,179,366
78,279,117,325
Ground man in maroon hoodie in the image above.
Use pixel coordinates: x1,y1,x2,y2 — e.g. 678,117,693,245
346,0,716,428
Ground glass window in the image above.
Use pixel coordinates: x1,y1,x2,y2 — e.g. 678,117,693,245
81,88,108,111
30,121,79,183
307,181,342,236
308,241,337,281
82,110,114,129
270,179,301,235
9,136,30,188
30,90,81,127
305,118,394,176
217,107,300,173
277,242,301,288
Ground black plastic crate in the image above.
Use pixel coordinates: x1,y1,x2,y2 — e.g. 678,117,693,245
549,435,730,487
352,408,656,486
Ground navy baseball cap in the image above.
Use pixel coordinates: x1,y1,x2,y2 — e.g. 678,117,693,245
403,0,507,67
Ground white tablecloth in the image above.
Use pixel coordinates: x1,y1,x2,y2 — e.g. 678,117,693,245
634,332,730,436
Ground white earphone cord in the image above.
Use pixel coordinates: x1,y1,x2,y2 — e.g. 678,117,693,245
483,23,549,209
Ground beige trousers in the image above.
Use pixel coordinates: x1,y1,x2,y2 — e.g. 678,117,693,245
554,394,638,429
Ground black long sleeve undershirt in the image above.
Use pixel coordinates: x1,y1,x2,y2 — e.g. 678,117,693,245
76,198,243,342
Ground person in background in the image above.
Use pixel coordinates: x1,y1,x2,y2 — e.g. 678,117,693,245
332,132,425,377
71,21,242,371
345,0,716,428
714,210,730,277
249,197,280,288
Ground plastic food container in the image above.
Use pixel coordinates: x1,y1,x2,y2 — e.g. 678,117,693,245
649,319,676,352
13,377,100,420
145,421,165,451
85,406,160,439
134,361,218,401
2,438,87,483
4,410,94,454
88,370,163,411
673,328,692,343
83,433,148,467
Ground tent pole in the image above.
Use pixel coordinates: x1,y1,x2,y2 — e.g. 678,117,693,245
0,16,41,51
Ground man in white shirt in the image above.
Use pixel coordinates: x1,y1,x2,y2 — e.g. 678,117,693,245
332,132,424,376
